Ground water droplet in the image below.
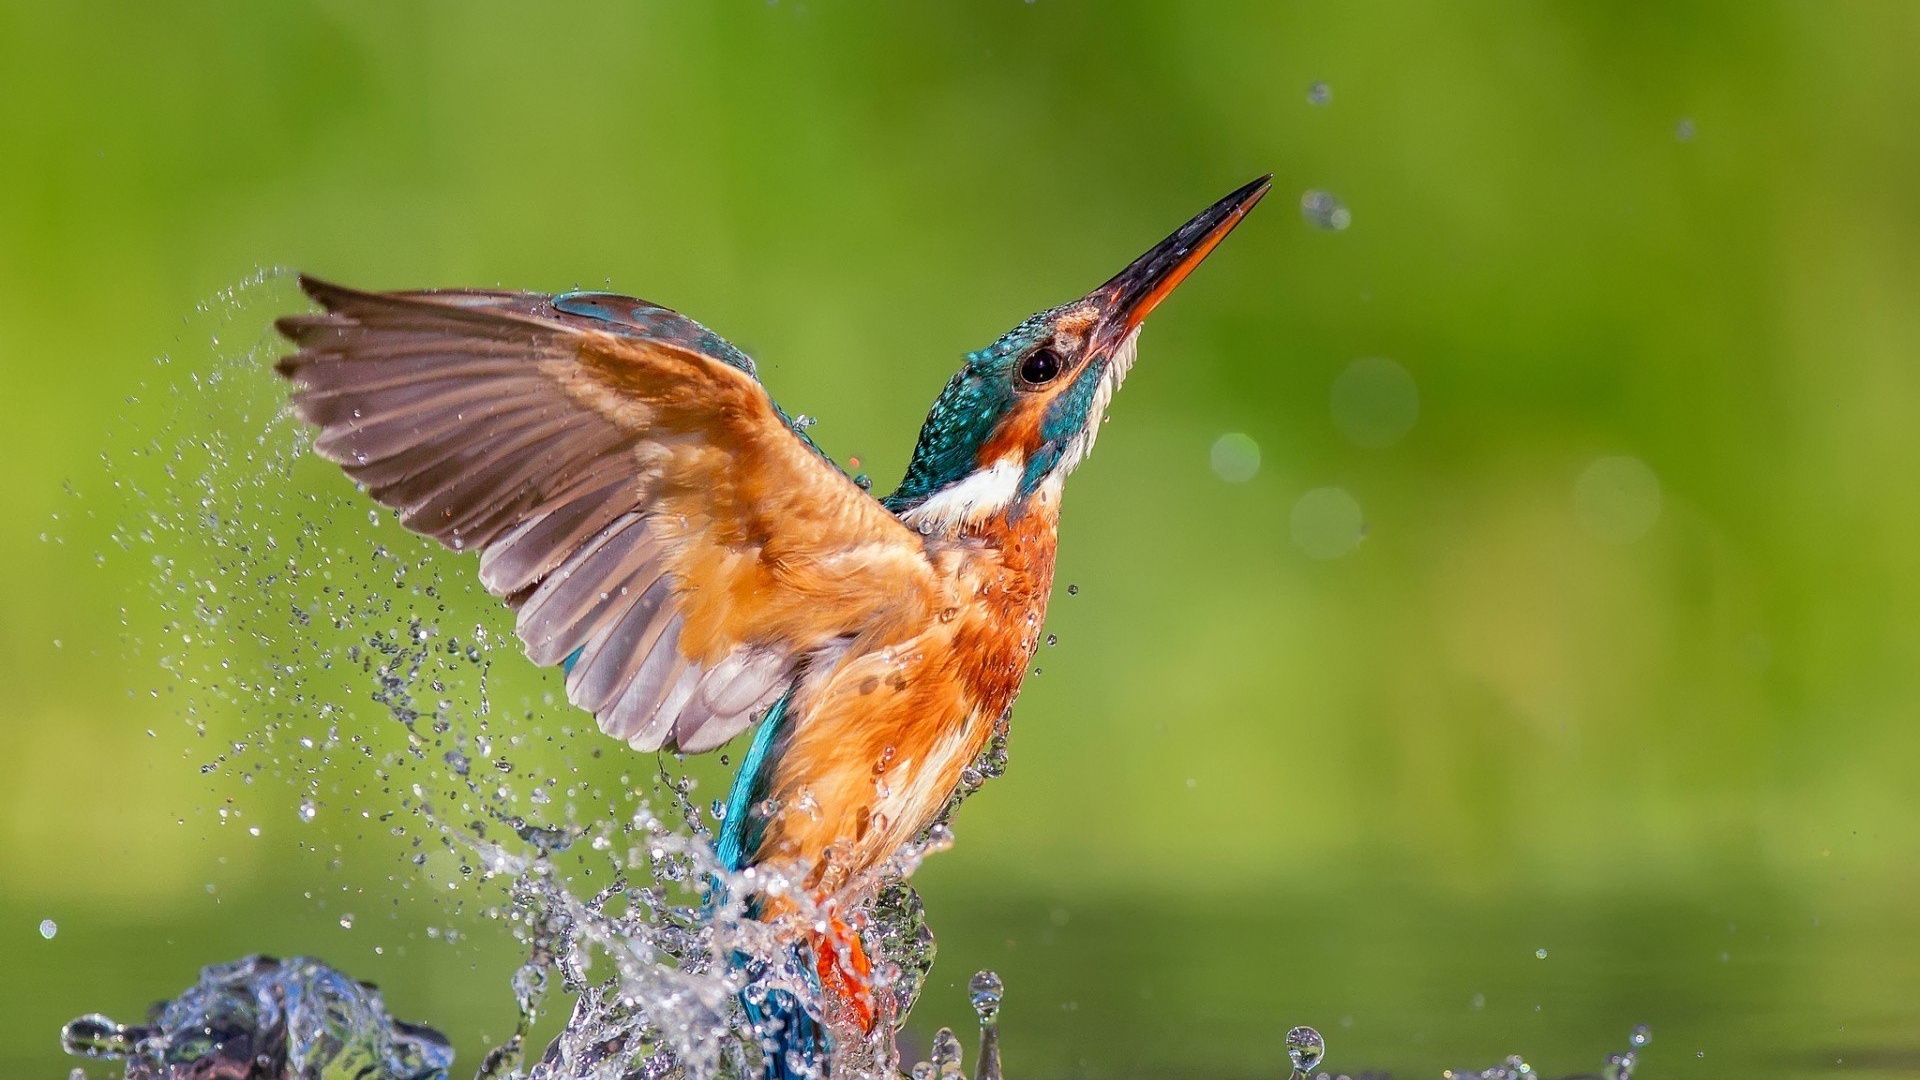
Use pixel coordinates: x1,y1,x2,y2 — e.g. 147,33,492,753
1285,1025,1326,1074
39,918,58,940
1631,1024,1652,1047
1066,583,1078,596
1534,947,1548,959
61,1014,129,1058
1676,117,1697,141
930,1027,965,1079
1044,634,1058,647
1307,81,1332,106
340,913,355,930
1209,432,1261,482
1330,358,1418,448
793,414,817,431
969,970,1004,1021
870,882,938,1021
1290,487,1365,559
443,749,471,776
1300,190,1351,231
1574,455,1661,544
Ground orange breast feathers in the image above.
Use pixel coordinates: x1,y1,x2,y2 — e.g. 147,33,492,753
750,502,1060,894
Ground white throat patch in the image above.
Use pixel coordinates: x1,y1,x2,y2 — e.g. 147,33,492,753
895,328,1140,533
898,457,1024,533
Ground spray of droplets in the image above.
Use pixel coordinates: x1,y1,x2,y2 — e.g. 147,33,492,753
1440,1025,1652,1080
62,270,1017,1079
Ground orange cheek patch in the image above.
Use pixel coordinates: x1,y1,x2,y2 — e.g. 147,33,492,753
977,404,1045,467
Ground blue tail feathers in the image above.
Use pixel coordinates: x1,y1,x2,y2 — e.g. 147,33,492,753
717,691,830,1079
743,982,826,1080
717,692,790,873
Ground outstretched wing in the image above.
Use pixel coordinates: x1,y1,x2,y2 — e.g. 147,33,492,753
276,275,943,753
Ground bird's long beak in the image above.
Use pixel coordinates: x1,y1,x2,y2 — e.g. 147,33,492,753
1091,174,1271,351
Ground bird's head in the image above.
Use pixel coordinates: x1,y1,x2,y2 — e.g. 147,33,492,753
887,175,1270,532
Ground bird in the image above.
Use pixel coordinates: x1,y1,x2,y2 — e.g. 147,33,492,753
273,175,1269,1077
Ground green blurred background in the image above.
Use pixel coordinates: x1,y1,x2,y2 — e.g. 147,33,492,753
4,2,1919,1077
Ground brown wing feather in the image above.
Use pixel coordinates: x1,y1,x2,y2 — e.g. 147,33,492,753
276,275,943,753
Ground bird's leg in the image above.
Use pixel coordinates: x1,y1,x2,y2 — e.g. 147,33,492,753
809,913,875,1032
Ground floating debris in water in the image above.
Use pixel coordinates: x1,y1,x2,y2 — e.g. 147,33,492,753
1300,190,1352,231
60,955,453,1080
1285,1024,1326,1075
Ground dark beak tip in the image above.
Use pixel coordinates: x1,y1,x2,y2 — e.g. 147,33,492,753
1225,174,1275,221
1098,173,1275,332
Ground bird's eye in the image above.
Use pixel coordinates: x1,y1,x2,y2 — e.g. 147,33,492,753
1019,347,1062,386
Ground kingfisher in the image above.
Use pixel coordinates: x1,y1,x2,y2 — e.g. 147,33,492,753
274,175,1268,1075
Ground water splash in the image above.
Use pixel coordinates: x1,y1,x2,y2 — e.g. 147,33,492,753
60,270,1019,1080
1443,1025,1652,1080
967,972,1003,1080
61,955,453,1080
